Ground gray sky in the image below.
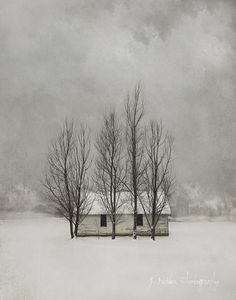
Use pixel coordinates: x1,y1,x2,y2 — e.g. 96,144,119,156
0,0,235,198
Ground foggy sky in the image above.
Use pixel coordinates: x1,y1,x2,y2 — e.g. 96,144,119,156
0,0,235,198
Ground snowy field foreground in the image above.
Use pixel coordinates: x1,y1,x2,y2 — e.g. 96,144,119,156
0,214,236,300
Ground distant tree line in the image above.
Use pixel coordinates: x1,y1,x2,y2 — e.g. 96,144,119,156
171,183,235,218
43,85,174,239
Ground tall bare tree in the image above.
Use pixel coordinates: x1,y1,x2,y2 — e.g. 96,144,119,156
94,110,126,239
125,85,145,239
43,121,92,239
70,125,93,237
141,120,174,240
43,120,75,238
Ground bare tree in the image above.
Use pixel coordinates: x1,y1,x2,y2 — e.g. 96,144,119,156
141,120,174,240
94,110,126,239
43,121,92,239
70,125,93,237
43,120,75,239
125,84,145,239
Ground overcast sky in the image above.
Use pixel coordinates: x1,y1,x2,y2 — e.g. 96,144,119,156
0,0,235,198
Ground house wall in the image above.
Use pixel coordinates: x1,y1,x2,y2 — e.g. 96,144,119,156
79,214,169,236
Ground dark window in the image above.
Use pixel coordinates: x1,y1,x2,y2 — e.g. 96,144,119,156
100,214,107,227
137,214,143,226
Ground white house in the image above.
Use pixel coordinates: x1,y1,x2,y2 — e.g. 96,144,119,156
78,192,171,237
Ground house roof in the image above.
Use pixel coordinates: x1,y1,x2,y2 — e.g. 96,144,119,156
88,192,171,215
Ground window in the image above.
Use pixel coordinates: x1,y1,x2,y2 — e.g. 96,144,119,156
100,214,107,227
137,214,143,226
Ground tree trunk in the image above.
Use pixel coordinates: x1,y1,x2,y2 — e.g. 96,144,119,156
69,219,74,239
74,222,78,237
151,204,156,240
151,227,155,240
111,214,116,239
74,209,79,237
112,222,116,239
133,199,137,239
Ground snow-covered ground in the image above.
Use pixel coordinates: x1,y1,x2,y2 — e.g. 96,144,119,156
0,214,235,300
